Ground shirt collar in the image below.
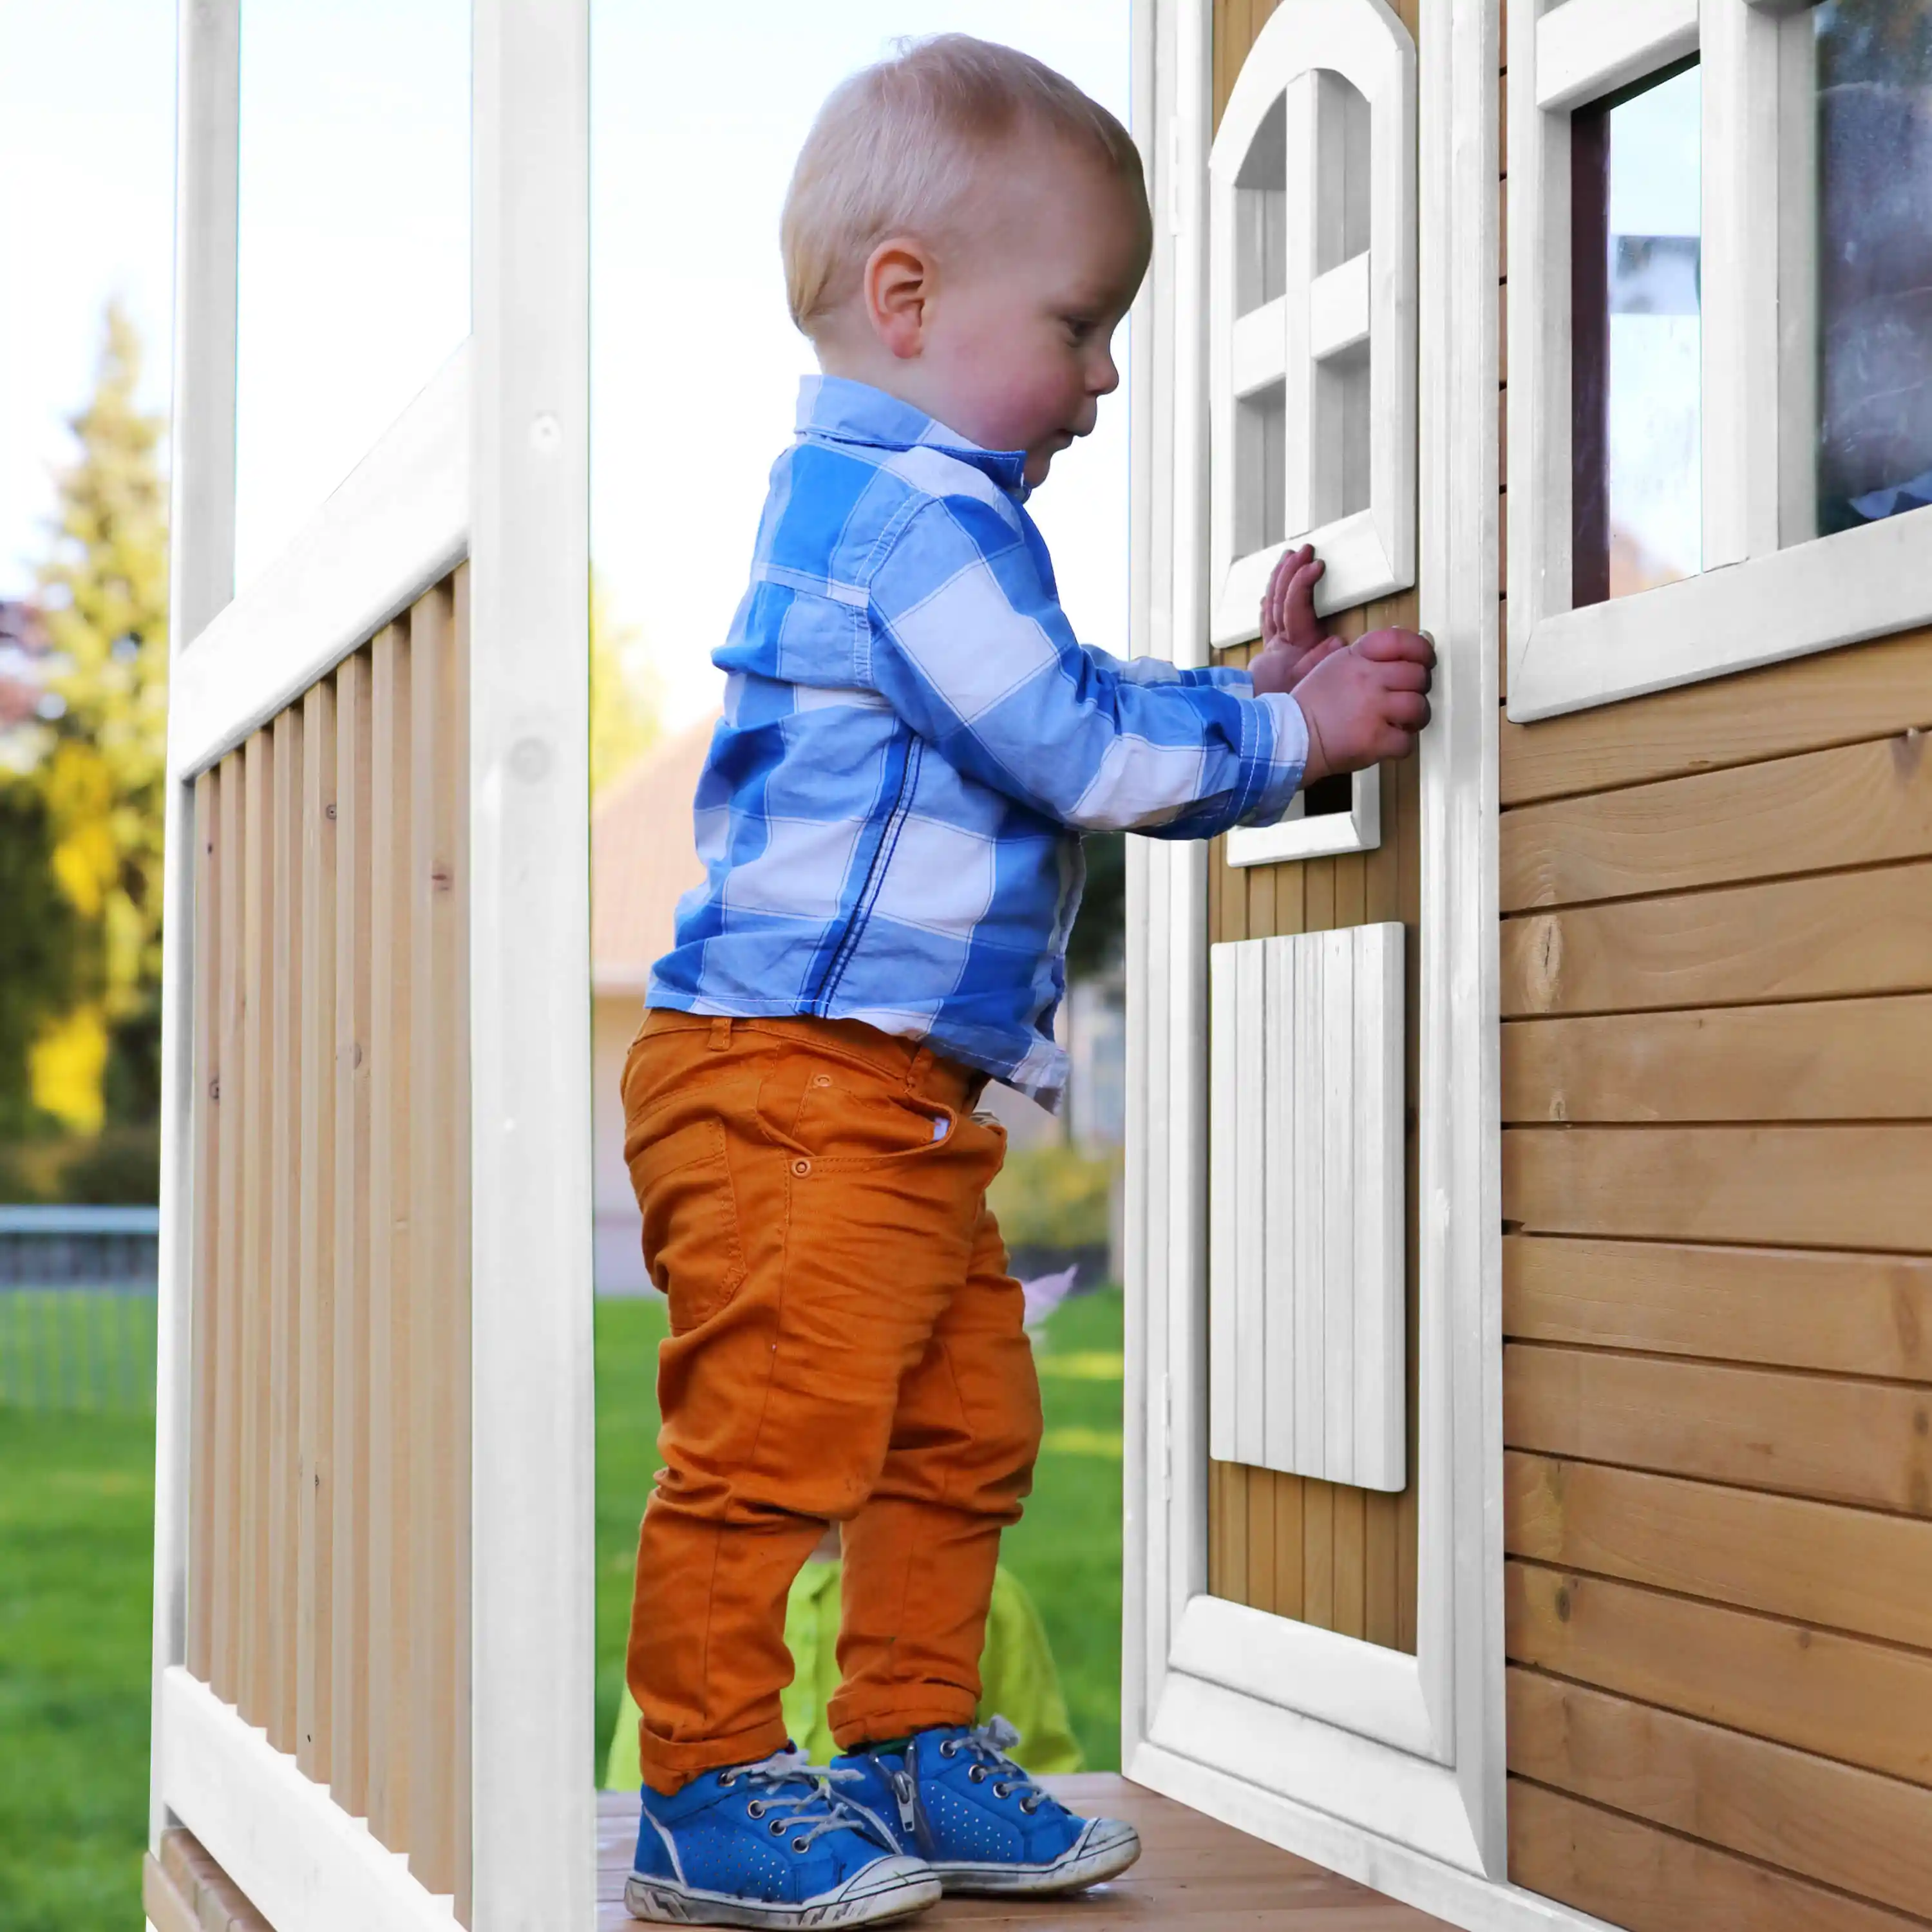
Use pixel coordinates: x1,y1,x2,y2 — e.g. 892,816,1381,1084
795,374,1031,499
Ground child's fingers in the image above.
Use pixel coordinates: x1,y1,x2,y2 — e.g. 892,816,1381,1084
1379,691,1432,732
1282,555,1324,638
1356,625,1435,667
1263,544,1311,632
1376,659,1434,694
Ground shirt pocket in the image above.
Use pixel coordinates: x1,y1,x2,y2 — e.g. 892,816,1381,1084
628,1117,748,1334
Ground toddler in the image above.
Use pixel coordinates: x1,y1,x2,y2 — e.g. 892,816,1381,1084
620,33,1434,1929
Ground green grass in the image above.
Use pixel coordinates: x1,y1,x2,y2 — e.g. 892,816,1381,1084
0,1287,1121,1927
596,1286,1124,1776
0,1404,155,1932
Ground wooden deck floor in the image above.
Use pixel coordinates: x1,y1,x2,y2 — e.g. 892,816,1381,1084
598,1776,1452,1929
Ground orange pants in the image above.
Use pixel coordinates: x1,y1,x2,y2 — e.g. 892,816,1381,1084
621,1010,1043,1794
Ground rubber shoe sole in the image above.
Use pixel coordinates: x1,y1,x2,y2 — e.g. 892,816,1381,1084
929,1817,1142,1897
624,1852,940,1927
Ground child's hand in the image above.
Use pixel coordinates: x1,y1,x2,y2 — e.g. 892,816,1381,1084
1249,544,1346,696
1292,627,1437,784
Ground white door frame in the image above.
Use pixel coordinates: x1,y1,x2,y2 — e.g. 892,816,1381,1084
150,5,594,1927
1122,5,1605,1926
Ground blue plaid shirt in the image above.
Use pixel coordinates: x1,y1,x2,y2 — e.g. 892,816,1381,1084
649,376,1309,1106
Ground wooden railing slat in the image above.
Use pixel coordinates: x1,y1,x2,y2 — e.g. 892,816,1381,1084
211,750,245,1703
330,649,375,1819
268,707,303,1752
298,679,338,1783
187,769,220,1684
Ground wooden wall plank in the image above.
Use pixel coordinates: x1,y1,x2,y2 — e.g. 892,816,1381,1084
330,652,374,1819
1503,1124,1932,1251
1504,1451,1932,1651
298,681,338,1783
1507,1777,1927,1932
1506,1561,1932,1788
1501,862,1932,1018
1502,1234,1932,1381
1501,734,1932,911
267,708,303,1754
366,620,413,1855
1507,1672,1932,1922
1504,1344,1932,1517
1499,627,1932,809
1502,996,1932,1124
211,751,245,1702
187,769,220,1685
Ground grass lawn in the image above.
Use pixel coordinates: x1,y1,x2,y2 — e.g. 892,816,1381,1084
0,1404,155,1932
0,1284,1121,1927
596,1285,1125,1776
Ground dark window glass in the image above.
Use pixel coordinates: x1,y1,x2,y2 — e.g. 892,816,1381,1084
1571,62,1701,606
1815,0,1932,533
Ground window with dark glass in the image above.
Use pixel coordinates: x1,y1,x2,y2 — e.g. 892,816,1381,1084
1815,0,1932,535
1570,61,1701,607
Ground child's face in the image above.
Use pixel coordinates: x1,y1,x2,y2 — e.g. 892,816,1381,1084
846,136,1151,488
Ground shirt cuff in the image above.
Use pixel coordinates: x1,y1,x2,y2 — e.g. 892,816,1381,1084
1241,692,1311,827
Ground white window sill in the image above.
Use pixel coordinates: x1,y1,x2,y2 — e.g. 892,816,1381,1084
1507,504,1932,722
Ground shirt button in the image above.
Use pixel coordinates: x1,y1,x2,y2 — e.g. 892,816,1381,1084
791,1158,811,1177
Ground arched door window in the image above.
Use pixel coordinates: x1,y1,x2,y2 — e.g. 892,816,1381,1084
1209,0,1417,651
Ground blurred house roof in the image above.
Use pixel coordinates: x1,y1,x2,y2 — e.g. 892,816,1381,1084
591,713,717,996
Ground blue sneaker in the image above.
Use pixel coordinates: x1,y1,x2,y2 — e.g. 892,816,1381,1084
627,1747,940,1927
833,1719,1141,1897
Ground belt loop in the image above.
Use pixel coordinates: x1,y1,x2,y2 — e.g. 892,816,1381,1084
708,1016,734,1052
905,1044,933,1092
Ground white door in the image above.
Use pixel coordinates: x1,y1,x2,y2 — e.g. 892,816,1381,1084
1118,5,1555,1929
147,6,594,1930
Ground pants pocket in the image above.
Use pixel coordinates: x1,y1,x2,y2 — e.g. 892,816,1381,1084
629,1117,748,1333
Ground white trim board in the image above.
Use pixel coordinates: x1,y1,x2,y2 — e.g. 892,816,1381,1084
1127,1741,1626,1932
1226,762,1381,864
167,345,469,780
468,4,597,1927
156,1669,458,1932
1122,0,1527,1916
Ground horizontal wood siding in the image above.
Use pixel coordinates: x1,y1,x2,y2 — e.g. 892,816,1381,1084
1497,31,1932,1932
1204,0,1423,1656
182,573,471,1916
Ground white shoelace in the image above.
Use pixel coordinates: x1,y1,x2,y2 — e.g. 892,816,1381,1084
723,1748,873,1852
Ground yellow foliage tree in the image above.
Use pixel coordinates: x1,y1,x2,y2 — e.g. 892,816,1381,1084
591,574,658,795
30,302,170,1134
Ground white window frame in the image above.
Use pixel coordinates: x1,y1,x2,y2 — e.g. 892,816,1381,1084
1121,3,1600,1927
1208,0,1417,650
1508,0,1932,721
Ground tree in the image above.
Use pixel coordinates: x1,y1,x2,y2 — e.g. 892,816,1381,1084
590,574,659,795
29,301,170,1135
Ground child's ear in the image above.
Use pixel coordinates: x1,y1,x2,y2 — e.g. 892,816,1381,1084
864,238,931,360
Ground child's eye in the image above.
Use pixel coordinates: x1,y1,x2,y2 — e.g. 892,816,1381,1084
1063,317,1098,343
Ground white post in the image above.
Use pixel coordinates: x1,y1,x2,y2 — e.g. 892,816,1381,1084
151,0,240,1853
468,1,595,1927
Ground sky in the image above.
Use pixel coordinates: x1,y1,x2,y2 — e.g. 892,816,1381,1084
0,0,1132,734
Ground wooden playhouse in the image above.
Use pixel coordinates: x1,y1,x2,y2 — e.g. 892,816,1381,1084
146,1,1932,1930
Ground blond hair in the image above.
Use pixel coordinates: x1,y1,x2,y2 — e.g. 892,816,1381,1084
781,33,1146,335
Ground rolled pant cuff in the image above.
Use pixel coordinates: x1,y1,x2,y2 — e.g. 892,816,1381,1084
829,1695,980,1753
634,1713,794,1796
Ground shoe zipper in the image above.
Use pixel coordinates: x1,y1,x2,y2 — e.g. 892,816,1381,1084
890,1768,919,1844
